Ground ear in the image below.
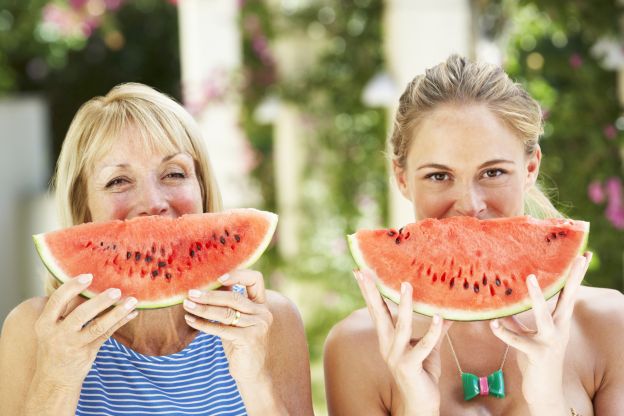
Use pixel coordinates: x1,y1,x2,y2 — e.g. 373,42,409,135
524,145,542,190
392,160,411,200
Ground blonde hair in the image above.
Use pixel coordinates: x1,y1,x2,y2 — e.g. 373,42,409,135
47,83,222,294
390,55,561,219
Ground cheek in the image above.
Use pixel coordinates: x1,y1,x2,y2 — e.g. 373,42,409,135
169,182,204,214
89,193,134,222
411,185,455,220
480,178,526,216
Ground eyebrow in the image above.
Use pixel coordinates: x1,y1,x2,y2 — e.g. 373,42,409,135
416,159,515,170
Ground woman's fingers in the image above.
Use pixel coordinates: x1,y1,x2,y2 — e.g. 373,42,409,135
183,300,257,328
187,288,264,315
500,315,537,335
41,274,94,324
355,269,394,352
82,300,139,345
389,282,414,361
62,288,125,331
526,274,555,338
490,319,534,353
410,314,444,364
219,269,266,304
553,253,591,325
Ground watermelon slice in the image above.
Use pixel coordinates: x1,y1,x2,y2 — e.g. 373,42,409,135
34,208,278,309
348,216,589,321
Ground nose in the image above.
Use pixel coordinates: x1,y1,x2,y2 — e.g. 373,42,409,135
454,183,486,217
136,179,169,217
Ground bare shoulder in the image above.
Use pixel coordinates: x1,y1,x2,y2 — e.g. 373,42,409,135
574,285,624,331
265,289,303,329
1,296,48,340
324,307,386,375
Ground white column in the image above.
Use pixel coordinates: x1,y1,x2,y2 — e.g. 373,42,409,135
178,0,258,209
0,96,53,321
384,0,473,227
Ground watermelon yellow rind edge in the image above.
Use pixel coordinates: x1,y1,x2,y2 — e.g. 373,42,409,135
32,209,279,310
347,220,590,321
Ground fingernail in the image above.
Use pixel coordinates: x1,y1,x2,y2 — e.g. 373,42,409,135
183,299,196,309
124,297,137,310
127,311,138,320
108,288,121,299
401,282,409,294
433,314,441,324
218,273,230,283
188,289,202,298
528,275,538,288
78,274,93,284
491,319,500,329
185,314,196,322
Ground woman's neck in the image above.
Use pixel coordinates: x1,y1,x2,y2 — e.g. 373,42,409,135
112,305,198,356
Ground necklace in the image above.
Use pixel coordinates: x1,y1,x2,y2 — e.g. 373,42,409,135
446,333,509,400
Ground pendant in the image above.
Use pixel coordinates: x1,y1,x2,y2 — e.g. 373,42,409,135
461,369,505,400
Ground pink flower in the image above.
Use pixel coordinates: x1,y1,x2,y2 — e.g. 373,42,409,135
569,53,583,69
69,0,88,10
605,177,624,229
588,180,606,204
603,124,617,140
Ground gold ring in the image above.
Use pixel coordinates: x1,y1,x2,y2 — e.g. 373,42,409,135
231,310,241,326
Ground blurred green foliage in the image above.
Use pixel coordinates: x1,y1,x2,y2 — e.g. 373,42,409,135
0,0,181,168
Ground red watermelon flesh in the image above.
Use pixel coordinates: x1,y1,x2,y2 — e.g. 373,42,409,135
348,216,589,321
34,209,278,309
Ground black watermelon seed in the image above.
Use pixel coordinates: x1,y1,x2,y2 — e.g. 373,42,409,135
165,273,172,280
220,236,226,245
546,237,551,243
551,232,557,239
145,255,152,263
151,270,159,277
126,251,132,260
100,242,104,246
212,233,217,240
135,252,141,261
151,245,156,253
558,231,567,237
158,261,167,268
234,234,241,242
196,243,202,251
463,280,469,289
398,227,404,234
112,244,116,250
482,274,488,286
387,230,396,237
495,277,501,286
505,288,513,296
395,237,401,244
473,283,480,293
225,229,230,237
449,277,455,288
190,249,195,258
161,247,166,256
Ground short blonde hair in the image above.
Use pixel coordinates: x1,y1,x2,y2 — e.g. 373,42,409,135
390,55,561,219
47,82,222,293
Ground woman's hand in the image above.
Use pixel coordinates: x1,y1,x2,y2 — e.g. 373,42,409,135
33,274,138,389
183,269,274,381
490,252,592,415
355,269,451,416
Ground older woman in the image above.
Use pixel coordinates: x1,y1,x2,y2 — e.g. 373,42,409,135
0,83,313,416
324,55,624,415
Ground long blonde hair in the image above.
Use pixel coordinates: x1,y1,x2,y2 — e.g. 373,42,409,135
389,55,561,219
47,83,222,294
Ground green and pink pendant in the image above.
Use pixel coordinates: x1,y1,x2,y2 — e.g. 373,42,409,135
461,369,505,400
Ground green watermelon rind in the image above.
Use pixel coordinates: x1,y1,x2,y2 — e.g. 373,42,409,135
347,219,590,321
33,209,279,309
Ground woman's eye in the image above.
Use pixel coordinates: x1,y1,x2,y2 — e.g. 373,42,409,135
482,168,505,178
426,172,450,182
105,177,128,188
165,171,186,179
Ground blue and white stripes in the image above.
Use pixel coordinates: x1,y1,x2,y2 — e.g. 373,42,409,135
76,332,247,415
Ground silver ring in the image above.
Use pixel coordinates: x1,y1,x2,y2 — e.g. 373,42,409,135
231,310,241,326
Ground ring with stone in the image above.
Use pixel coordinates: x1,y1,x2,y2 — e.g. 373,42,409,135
231,310,241,326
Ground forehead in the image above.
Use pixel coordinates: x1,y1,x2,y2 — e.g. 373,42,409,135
407,103,525,167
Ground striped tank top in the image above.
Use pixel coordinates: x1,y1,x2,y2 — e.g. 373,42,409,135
76,331,247,415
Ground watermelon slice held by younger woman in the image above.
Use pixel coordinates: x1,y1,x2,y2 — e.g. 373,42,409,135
348,216,589,321
34,208,278,309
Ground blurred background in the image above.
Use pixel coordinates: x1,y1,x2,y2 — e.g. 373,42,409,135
1,0,623,413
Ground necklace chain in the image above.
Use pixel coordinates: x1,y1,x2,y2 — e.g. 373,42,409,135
445,333,510,376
